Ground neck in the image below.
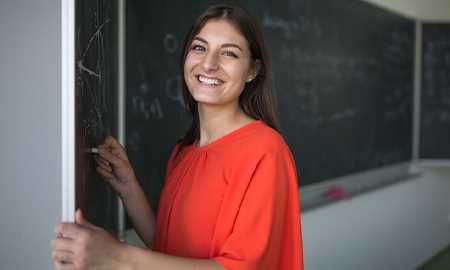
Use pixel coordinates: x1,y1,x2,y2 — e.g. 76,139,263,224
196,102,253,147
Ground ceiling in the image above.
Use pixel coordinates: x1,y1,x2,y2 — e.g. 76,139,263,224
362,0,450,21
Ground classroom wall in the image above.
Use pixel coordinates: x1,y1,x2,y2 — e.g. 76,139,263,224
302,168,450,270
0,0,61,269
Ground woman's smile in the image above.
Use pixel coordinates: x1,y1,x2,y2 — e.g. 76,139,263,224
196,74,224,87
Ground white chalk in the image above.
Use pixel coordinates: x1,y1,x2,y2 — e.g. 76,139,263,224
85,147,99,154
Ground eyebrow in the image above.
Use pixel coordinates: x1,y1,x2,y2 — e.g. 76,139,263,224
193,36,243,52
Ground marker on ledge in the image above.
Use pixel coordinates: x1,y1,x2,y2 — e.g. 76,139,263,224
85,147,99,154
323,185,351,202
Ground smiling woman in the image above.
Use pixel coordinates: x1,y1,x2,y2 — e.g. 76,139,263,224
177,4,278,152
52,4,303,270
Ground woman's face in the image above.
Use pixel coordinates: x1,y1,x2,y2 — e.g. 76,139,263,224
183,19,257,108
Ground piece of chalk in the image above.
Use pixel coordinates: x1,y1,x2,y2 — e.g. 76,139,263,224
85,147,99,154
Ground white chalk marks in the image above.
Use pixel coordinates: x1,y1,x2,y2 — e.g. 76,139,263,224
76,8,112,141
77,18,111,79
131,94,163,120
130,75,185,121
163,33,179,54
165,75,185,108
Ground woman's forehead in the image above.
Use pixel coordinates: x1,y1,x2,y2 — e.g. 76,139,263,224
195,19,249,50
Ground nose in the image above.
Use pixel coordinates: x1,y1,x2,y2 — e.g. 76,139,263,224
201,51,219,72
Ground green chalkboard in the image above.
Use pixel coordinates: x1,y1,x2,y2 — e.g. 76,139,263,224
421,23,450,160
75,0,119,233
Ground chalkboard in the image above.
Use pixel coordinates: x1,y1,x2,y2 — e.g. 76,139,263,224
420,23,450,159
75,0,119,233
125,0,414,211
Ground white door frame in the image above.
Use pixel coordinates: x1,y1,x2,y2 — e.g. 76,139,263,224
61,0,75,222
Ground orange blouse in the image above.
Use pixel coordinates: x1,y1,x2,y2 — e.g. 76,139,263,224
153,120,303,269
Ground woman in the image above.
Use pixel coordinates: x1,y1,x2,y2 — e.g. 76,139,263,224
51,4,303,269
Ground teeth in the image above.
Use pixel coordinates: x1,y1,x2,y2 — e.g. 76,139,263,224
198,75,221,85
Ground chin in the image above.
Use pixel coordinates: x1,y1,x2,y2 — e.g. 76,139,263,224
190,94,220,106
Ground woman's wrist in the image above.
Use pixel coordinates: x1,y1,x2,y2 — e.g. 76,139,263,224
117,243,154,270
115,242,138,270
119,176,142,201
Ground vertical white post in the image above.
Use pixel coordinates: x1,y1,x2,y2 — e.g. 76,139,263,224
117,0,126,239
61,0,75,222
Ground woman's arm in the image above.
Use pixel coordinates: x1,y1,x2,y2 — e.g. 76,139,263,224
121,180,155,248
94,136,155,248
120,245,224,270
52,210,224,270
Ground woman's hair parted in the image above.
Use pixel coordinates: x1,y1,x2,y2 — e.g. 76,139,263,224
176,4,279,156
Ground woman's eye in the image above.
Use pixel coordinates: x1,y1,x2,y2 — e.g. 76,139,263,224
223,51,238,58
191,45,205,52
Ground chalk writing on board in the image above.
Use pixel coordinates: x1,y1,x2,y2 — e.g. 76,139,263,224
131,95,164,120
76,16,111,141
279,47,381,83
163,33,179,54
165,75,185,109
76,0,118,233
422,25,450,126
329,109,356,122
127,130,142,152
77,19,111,78
262,14,323,38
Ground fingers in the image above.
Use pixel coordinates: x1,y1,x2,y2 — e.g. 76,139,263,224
96,165,115,181
97,147,123,167
95,156,112,173
54,223,84,240
98,136,131,164
53,260,75,270
95,155,110,167
100,136,126,155
52,250,75,265
51,240,75,270
51,237,74,252
103,136,122,148
75,209,99,230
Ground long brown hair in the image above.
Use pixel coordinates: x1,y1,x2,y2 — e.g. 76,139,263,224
176,4,278,156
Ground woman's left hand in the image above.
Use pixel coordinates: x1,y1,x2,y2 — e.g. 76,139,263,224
51,209,127,270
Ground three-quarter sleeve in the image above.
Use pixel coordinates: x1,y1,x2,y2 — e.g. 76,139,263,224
213,148,303,270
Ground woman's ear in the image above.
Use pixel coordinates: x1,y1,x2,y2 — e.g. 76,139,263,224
246,59,261,83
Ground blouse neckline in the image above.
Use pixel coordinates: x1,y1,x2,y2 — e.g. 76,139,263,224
192,120,263,152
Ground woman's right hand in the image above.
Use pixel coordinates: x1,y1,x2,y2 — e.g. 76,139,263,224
95,136,139,200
